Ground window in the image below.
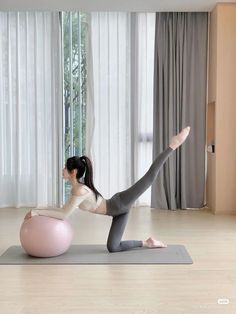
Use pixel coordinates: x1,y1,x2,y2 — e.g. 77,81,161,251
62,12,88,200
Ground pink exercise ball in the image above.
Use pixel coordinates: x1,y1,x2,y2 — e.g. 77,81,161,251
20,215,74,257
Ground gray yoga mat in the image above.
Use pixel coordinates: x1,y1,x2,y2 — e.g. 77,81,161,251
0,244,193,265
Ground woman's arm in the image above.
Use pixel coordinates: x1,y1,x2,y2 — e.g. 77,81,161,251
30,193,89,220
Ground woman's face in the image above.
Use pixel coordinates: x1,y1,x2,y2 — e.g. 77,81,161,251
62,166,69,180
62,165,77,180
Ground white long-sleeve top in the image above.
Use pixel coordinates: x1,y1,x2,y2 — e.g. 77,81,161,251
31,185,103,220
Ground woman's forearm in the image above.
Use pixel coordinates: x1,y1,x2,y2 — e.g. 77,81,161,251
31,209,67,220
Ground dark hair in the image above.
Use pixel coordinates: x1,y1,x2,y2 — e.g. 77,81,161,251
65,155,103,201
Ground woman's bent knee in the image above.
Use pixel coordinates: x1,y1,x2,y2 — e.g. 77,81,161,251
106,242,120,253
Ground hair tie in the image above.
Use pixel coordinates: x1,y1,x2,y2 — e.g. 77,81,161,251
80,157,86,165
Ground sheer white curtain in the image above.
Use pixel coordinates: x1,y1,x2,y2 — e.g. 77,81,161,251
132,13,155,206
89,12,132,198
89,12,155,205
0,12,63,209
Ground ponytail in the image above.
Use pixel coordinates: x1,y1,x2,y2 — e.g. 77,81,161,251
80,156,103,201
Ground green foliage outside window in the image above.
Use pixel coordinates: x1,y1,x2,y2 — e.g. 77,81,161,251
63,12,87,198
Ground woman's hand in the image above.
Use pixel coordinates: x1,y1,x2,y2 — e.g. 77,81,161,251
24,211,33,221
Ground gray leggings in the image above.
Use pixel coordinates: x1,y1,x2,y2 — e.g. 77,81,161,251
105,146,174,253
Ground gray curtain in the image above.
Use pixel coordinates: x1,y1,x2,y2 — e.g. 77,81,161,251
151,12,208,210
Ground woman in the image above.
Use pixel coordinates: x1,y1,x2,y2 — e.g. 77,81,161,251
24,126,191,253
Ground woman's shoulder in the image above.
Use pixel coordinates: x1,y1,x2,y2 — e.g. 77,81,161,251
71,184,91,197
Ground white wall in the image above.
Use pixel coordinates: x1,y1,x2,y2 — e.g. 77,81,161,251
1,0,236,12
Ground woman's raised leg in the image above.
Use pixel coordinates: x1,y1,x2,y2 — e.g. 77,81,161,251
118,147,173,209
117,126,190,209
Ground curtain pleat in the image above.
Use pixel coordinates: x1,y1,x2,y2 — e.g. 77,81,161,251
89,12,132,198
133,13,156,206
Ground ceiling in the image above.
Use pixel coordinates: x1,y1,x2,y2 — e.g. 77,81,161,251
0,0,236,12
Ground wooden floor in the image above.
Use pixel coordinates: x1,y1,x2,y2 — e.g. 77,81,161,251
0,206,236,314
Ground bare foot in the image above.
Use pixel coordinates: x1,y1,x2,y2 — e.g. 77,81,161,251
143,237,167,248
169,126,191,150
